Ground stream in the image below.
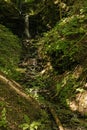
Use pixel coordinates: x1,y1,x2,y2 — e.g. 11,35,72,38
18,14,87,130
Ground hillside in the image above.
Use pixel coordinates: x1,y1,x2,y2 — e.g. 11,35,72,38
0,0,87,130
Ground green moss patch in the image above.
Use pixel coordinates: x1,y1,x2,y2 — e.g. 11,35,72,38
0,24,21,78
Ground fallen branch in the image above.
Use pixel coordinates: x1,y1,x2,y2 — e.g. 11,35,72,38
0,74,40,109
49,107,65,130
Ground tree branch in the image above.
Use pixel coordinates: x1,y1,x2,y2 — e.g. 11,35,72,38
0,73,40,109
49,107,65,130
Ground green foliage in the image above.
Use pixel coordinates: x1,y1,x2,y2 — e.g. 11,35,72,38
70,0,87,14
0,108,8,128
19,115,41,130
58,77,76,107
0,24,21,78
24,0,35,3
0,101,5,107
41,13,87,73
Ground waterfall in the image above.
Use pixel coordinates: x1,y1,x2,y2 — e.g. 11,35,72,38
24,14,31,39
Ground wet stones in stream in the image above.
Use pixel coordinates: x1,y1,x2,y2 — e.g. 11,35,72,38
19,39,43,86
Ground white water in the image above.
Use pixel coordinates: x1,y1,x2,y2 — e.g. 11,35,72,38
24,14,31,38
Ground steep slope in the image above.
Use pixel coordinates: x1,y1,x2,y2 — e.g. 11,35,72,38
0,72,41,130
0,24,21,79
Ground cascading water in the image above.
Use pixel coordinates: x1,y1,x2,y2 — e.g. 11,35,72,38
24,14,31,39
21,15,38,83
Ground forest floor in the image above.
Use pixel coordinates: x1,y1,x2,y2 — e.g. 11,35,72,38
0,73,41,130
1,34,87,129
0,72,87,130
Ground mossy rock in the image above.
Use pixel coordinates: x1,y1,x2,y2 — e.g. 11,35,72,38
0,24,21,78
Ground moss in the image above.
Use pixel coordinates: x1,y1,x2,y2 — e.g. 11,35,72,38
0,24,21,79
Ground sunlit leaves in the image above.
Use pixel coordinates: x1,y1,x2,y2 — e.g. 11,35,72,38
19,115,41,130
0,108,8,128
39,12,87,73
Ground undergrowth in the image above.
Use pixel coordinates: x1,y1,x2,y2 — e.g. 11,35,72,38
40,9,87,74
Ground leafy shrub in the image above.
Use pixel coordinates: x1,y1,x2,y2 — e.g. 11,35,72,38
41,13,87,73
0,108,8,129
19,114,42,130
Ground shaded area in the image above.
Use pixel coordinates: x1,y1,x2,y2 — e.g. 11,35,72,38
0,75,41,130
